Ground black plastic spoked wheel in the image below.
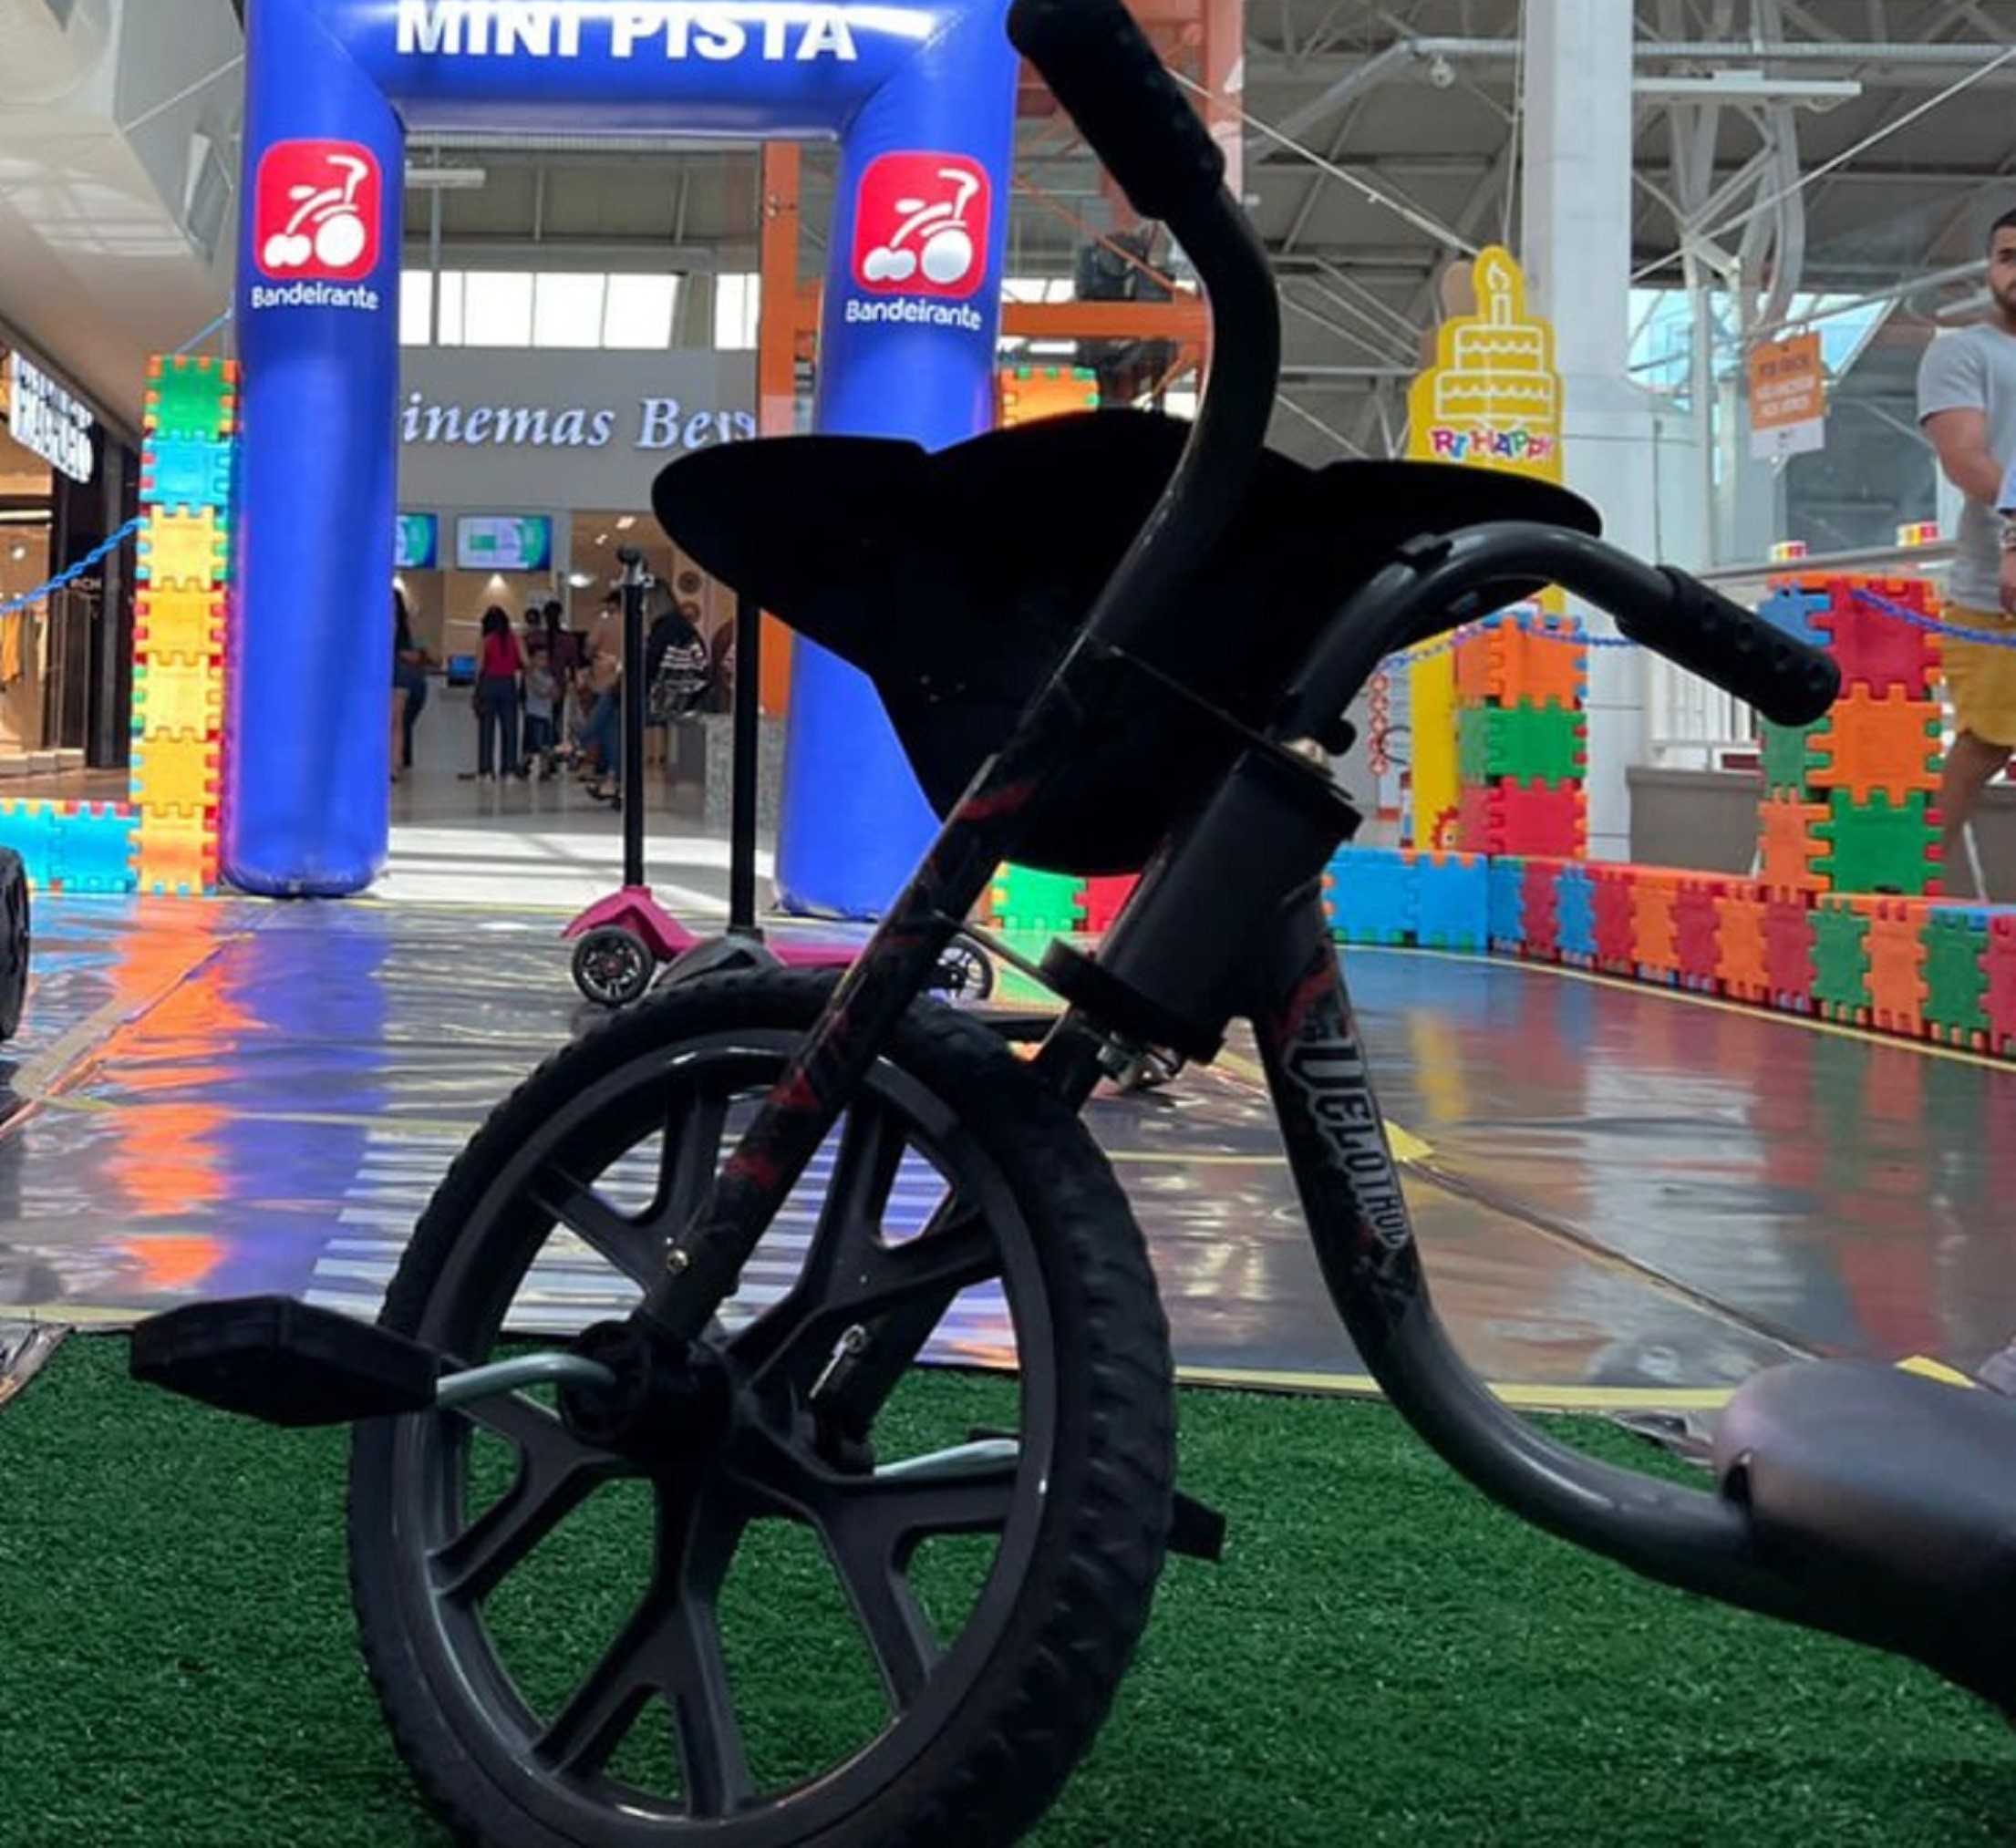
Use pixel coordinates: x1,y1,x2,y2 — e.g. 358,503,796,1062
929,934,995,1004
574,926,654,1007
349,970,1174,1848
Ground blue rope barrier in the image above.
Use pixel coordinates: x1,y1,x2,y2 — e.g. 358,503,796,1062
1850,584,2016,648
0,310,234,623
1385,578,2016,668
0,520,147,621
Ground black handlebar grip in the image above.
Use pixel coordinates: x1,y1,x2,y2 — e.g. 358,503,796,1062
1008,0,1226,227
1629,567,1842,727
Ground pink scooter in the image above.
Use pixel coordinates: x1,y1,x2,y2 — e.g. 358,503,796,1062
564,556,994,1008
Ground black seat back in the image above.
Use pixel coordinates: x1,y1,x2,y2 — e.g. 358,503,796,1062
653,410,1598,874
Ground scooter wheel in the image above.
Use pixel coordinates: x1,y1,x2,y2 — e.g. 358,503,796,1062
931,932,996,1003
572,926,654,1007
0,848,29,1043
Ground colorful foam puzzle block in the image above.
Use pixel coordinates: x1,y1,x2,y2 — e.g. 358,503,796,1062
1591,867,1637,975
1758,582,1828,647
1805,686,1942,804
1765,897,1816,1014
1923,909,1991,1048
1326,847,1414,945
1456,779,1586,859
1453,611,1587,709
1630,872,1682,984
1811,897,1872,1024
1518,860,1563,961
1555,864,1596,963
0,801,58,886
140,435,233,511
1813,790,1940,897
1673,877,1722,992
130,736,222,814
1757,792,1829,897
1716,888,1771,1003
1810,576,1938,697
136,587,227,659
1759,718,1818,798
136,807,220,896
1456,699,1587,785
1865,897,1930,1038
1411,852,1489,950
138,510,230,590
1487,857,1525,951
1080,875,1138,936
1985,914,2016,1058
987,863,1082,935
145,355,239,440
132,655,225,740
48,803,139,893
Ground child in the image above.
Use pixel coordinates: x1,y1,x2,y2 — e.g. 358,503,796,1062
522,642,558,777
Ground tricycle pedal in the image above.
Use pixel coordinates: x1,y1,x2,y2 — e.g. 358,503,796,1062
129,1296,439,1428
1170,1488,1227,1563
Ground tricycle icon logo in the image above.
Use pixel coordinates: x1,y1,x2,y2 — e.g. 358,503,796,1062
852,152,988,299
254,141,381,281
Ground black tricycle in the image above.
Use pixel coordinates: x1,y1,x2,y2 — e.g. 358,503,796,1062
132,4,2016,1843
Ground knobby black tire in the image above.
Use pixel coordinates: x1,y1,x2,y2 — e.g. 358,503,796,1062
348,968,1175,1848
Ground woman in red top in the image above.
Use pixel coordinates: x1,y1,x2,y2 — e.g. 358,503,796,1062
474,605,524,780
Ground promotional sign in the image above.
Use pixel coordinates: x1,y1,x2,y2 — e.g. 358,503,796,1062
396,347,757,508
230,0,1017,909
1404,245,1566,848
454,514,553,573
6,350,94,484
1748,333,1825,461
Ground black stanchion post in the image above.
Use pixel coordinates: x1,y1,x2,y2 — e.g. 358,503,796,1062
729,589,762,939
618,548,647,891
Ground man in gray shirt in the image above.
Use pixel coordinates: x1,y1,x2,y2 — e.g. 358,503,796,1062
1918,205,2016,895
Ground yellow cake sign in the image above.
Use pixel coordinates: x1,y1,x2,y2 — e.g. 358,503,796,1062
1407,244,1563,483
1403,245,1566,848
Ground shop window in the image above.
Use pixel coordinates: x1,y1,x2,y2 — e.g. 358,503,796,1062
533,274,606,349
714,274,760,351
603,274,678,349
461,271,535,346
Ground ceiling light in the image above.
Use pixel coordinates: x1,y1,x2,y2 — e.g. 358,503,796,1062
567,572,594,589
615,515,636,531
8,544,25,563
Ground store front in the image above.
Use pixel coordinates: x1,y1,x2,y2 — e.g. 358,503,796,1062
394,346,758,676
0,337,140,779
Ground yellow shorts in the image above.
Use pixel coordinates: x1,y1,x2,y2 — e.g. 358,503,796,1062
1942,604,2016,748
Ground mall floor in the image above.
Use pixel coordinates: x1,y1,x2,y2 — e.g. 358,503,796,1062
2,748,2013,1415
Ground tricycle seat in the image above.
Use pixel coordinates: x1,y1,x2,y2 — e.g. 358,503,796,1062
1714,1359,2016,1704
652,410,1597,875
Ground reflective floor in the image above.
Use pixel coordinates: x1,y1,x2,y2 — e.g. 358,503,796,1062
4,858,2011,1409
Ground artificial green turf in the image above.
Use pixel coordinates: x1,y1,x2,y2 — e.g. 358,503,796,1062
0,1337,2010,1847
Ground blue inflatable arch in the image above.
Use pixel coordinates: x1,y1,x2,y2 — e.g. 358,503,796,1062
232,0,1018,910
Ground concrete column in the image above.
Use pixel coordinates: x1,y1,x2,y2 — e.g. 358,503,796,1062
1520,0,1659,862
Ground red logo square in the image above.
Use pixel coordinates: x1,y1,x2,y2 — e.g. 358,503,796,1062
253,140,382,282
851,152,989,300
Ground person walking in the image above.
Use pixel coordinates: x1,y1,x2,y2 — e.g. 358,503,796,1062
1917,204,2016,896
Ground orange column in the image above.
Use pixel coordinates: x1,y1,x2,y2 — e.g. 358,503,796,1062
755,141,802,717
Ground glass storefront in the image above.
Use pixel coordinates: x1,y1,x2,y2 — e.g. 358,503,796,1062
0,341,138,777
